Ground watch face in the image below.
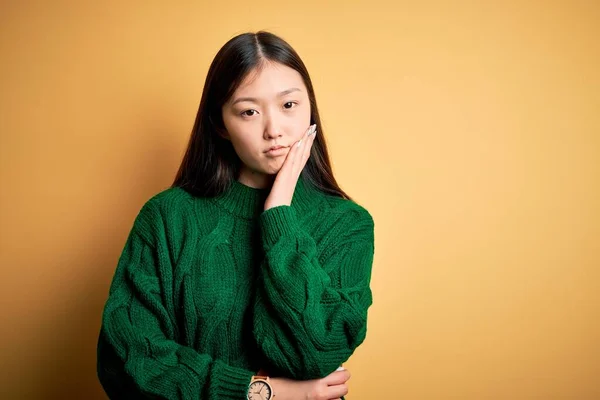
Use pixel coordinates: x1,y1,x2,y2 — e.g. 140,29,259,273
248,380,272,400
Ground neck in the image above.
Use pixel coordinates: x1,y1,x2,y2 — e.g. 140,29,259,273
210,173,322,220
237,167,275,190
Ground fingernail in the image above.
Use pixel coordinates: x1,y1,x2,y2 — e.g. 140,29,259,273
297,139,303,147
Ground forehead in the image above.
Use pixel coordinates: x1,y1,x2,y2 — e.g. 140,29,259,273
234,62,306,96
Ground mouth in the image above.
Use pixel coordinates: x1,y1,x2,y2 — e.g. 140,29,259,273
264,145,287,153
264,145,288,156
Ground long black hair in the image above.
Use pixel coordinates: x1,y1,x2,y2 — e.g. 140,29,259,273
172,30,351,201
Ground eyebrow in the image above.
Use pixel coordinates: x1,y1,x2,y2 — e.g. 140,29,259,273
230,87,302,106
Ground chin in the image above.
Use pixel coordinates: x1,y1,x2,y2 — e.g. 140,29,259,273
260,160,284,175
262,165,282,175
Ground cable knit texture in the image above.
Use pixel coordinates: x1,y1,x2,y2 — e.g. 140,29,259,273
97,174,375,399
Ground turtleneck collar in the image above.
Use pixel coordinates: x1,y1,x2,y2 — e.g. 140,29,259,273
210,173,322,220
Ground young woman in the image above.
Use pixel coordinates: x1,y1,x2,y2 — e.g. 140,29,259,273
97,31,375,400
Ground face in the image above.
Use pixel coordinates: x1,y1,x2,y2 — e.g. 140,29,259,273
221,61,311,188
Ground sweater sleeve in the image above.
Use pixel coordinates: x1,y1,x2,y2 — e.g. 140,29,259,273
97,201,254,399
252,204,375,380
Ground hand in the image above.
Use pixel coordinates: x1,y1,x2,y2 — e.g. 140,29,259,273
269,368,351,400
264,124,317,211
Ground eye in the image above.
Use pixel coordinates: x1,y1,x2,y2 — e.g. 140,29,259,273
240,109,258,117
240,102,297,117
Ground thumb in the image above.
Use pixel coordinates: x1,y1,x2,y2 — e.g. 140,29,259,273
323,370,351,385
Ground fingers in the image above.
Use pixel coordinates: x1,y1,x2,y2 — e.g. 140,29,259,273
295,124,315,148
301,124,317,162
287,124,316,172
294,124,316,169
323,369,351,386
325,382,349,399
280,126,305,173
289,129,304,169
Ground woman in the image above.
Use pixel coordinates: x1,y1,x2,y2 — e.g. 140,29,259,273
97,31,375,400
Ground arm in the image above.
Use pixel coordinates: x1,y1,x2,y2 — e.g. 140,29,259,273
97,202,254,399
252,204,375,380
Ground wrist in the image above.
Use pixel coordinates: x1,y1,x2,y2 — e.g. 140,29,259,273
248,375,277,400
259,205,299,249
264,200,292,212
269,377,284,399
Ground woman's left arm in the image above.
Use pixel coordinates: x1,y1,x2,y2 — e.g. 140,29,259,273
252,204,375,380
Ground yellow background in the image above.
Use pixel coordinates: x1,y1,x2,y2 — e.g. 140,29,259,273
1,1,598,399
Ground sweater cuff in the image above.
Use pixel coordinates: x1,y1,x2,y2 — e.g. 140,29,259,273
260,206,300,250
212,362,254,399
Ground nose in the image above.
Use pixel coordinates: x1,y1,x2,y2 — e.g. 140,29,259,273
263,114,284,140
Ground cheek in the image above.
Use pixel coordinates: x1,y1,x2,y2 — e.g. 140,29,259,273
293,113,312,140
299,107,312,126
229,135,262,165
231,133,256,150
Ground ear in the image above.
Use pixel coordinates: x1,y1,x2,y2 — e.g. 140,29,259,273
210,112,230,141
218,129,231,141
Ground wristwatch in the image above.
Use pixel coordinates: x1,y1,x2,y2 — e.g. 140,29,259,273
247,375,274,400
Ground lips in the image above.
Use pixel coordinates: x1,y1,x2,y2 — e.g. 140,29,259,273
265,145,286,153
265,146,288,157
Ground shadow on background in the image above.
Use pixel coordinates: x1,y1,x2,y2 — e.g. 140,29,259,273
33,130,182,399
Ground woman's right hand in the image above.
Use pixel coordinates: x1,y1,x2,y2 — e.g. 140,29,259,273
270,368,351,400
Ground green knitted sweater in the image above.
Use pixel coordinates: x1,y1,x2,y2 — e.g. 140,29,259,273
97,175,375,399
